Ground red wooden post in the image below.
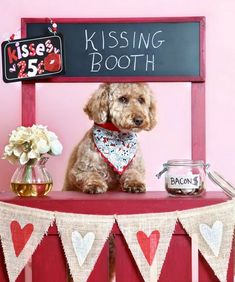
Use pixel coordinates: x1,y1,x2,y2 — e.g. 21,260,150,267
22,82,36,126
32,226,67,282
88,241,109,282
191,82,206,161
15,272,25,282
21,19,36,127
115,237,142,282
115,228,143,282
199,243,234,281
0,245,11,282
160,231,192,281
0,228,25,282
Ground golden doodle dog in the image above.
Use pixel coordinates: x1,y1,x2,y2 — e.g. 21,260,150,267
63,82,157,193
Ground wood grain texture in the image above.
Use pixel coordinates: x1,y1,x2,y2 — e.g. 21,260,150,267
32,233,67,282
21,82,36,126
0,192,233,282
191,82,206,161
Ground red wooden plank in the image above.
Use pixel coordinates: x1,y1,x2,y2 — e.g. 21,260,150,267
32,227,67,282
21,18,27,38
115,232,143,282
0,191,230,215
200,18,206,80
160,234,192,281
88,240,109,282
0,243,10,282
21,82,36,126
16,271,25,282
22,16,205,24
0,242,25,282
21,75,204,83
191,82,206,161
199,239,234,282
199,253,220,282
0,192,233,282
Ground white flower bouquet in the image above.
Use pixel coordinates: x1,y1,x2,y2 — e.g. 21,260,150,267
3,124,63,165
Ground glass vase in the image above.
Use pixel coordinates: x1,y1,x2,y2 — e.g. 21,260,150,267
10,157,53,196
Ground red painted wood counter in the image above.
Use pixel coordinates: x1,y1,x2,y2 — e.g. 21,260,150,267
0,191,233,282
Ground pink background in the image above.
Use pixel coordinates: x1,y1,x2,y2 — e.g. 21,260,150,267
0,0,234,193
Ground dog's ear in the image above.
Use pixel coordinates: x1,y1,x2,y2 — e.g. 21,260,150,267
147,95,157,130
142,83,157,131
84,83,109,123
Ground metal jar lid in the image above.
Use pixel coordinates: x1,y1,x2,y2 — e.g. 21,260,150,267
207,169,235,197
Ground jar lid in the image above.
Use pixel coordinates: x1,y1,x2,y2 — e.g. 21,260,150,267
156,159,206,179
207,170,235,197
165,159,205,167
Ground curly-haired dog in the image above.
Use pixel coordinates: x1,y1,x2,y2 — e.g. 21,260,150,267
63,82,157,193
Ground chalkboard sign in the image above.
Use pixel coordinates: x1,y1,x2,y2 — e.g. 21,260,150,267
1,34,64,83
23,18,205,82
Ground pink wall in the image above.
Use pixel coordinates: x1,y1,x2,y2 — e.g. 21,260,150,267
0,0,234,193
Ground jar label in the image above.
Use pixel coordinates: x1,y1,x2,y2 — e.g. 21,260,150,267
167,174,200,189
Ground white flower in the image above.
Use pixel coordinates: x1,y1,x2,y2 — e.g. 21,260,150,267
36,139,50,154
2,125,63,165
50,139,63,155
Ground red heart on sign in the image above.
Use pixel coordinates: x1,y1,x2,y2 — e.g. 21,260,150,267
136,230,160,265
10,220,34,257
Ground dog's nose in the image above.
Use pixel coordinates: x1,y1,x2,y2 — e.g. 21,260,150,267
133,116,143,126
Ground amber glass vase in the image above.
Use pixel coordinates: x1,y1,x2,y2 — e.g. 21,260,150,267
10,157,53,196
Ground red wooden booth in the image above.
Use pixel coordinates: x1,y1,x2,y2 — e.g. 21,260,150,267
0,17,233,282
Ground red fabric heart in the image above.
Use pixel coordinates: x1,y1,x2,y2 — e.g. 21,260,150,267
10,220,34,257
136,230,160,265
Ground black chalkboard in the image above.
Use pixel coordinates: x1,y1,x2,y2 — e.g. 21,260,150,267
24,18,204,82
1,34,64,83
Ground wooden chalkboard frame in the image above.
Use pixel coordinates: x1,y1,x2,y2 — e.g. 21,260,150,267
21,17,206,162
21,17,205,83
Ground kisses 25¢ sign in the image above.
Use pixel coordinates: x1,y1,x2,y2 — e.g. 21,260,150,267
1,34,64,83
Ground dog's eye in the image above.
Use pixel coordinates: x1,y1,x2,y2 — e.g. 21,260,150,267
138,97,145,104
119,96,129,104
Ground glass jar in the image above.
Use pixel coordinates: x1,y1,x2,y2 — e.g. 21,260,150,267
10,157,53,197
157,159,206,196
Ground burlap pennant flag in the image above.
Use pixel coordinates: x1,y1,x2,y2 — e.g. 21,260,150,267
0,201,54,282
116,212,177,282
178,200,234,282
55,212,114,282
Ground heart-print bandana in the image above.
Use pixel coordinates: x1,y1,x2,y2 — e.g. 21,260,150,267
93,123,137,174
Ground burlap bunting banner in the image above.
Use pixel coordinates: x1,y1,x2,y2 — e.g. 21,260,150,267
0,201,54,282
116,212,177,282
178,200,234,282
0,199,233,282
55,212,115,282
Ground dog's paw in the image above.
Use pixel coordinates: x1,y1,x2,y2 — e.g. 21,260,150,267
122,180,146,193
83,181,108,194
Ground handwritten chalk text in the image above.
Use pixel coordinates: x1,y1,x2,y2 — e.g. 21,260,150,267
83,30,165,72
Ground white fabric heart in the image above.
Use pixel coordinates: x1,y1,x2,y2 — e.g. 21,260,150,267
199,220,223,257
71,231,95,266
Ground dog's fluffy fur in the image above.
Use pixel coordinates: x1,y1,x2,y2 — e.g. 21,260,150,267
63,83,157,193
